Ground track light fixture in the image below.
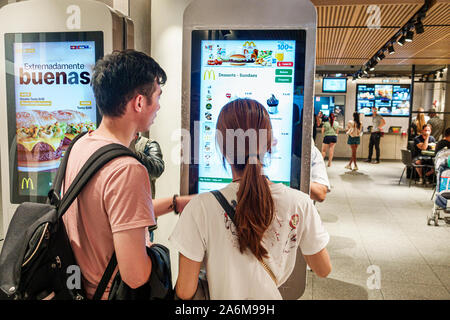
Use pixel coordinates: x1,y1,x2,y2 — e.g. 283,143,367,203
405,29,414,42
357,3,431,82
387,43,395,54
414,19,424,34
368,59,378,71
397,32,406,46
377,52,386,61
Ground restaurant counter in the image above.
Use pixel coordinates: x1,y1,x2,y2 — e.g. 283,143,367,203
314,131,407,160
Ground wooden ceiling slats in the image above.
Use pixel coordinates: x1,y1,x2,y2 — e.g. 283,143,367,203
423,3,450,25
314,1,450,66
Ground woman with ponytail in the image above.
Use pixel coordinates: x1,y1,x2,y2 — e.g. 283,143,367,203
170,99,331,300
321,112,339,167
345,112,362,171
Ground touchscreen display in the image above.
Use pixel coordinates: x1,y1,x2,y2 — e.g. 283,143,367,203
5,32,103,203
190,30,306,195
198,40,295,193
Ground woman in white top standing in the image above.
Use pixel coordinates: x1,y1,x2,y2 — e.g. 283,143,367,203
345,112,362,171
169,98,331,300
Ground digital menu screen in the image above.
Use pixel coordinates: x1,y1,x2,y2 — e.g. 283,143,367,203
190,30,306,194
5,32,103,203
356,84,410,117
322,78,347,93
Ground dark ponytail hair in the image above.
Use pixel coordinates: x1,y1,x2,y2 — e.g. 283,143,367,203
329,113,335,127
216,98,274,260
353,112,361,130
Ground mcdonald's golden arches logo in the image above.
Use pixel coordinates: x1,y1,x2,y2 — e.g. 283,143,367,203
21,177,34,190
243,41,256,47
203,70,215,80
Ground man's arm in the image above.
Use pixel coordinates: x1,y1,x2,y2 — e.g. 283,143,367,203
310,182,328,202
113,227,152,289
417,136,430,151
310,146,331,202
152,195,195,217
379,117,386,131
135,137,165,179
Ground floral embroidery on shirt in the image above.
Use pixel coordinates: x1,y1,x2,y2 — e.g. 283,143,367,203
282,213,300,253
289,214,300,229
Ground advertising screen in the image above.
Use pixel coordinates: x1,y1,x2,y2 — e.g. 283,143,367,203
190,30,306,194
322,78,347,93
5,32,103,203
356,84,410,117
314,96,345,127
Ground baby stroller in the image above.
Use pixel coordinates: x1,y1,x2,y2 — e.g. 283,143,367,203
428,148,450,226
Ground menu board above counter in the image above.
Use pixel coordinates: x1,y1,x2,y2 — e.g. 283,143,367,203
356,84,410,117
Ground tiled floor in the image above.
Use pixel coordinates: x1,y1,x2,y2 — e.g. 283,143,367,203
300,159,450,300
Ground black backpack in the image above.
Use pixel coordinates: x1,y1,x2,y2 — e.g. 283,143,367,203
0,132,173,300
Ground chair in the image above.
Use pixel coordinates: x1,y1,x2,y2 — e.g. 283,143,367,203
399,149,433,187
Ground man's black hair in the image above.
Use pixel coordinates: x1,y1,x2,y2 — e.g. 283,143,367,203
444,127,450,137
92,50,167,117
422,124,431,130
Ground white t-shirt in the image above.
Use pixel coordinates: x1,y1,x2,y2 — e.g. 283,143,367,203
169,182,329,300
311,145,331,192
346,120,362,138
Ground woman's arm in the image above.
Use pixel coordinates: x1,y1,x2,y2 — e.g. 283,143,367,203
304,248,332,278
175,253,202,300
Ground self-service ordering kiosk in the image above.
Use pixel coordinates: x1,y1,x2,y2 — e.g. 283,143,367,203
181,0,317,300
0,0,134,237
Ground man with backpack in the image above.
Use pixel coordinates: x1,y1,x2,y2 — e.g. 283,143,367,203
61,50,170,299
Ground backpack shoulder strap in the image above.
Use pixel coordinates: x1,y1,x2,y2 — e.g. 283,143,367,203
56,143,142,219
49,131,88,205
92,253,117,300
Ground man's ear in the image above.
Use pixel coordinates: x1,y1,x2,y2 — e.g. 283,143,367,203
134,94,145,113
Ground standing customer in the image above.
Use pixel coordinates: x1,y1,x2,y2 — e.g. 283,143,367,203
170,99,331,300
62,50,192,300
427,107,444,141
321,113,339,167
365,107,385,164
345,112,362,171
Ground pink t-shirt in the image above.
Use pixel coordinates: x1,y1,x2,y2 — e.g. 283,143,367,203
62,132,156,299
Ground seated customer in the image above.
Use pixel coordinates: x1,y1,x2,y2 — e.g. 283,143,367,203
436,127,450,153
413,124,436,185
